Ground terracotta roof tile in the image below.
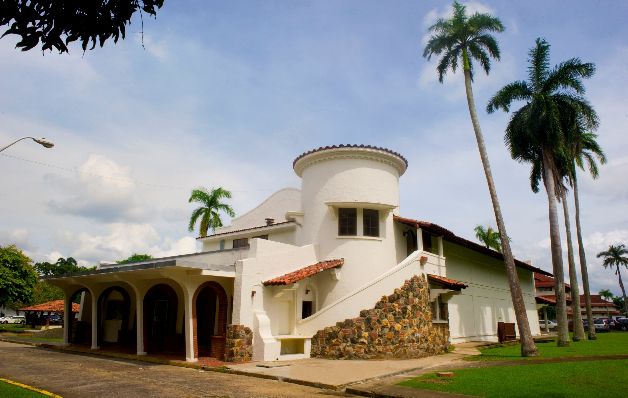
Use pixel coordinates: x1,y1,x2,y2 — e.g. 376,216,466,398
20,300,80,313
394,215,553,277
263,259,344,286
293,144,408,169
427,274,468,290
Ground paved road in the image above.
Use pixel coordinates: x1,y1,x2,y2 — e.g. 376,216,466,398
0,342,344,398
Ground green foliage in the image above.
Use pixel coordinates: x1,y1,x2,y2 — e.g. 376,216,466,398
400,359,628,397
34,257,93,277
474,225,503,252
117,253,153,264
0,245,38,308
487,38,598,195
31,281,64,304
0,0,165,53
597,244,628,272
188,187,236,238
422,1,504,82
599,288,614,301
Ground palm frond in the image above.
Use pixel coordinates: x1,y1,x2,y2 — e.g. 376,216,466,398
544,58,595,95
527,38,551,92
486,81,531,113
188,207,205,232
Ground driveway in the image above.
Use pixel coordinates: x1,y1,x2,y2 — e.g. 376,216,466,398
0,341,342,398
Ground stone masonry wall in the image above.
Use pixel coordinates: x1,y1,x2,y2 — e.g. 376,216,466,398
225,324,253,362
311,274,450,359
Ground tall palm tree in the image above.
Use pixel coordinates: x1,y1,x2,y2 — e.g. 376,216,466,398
567,128,606,340
474,225,502,252
597,244,628,316
599,289,615,320
423,1,538,356
188,187,235,238
487,38,597,346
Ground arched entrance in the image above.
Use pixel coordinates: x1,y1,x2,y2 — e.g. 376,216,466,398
194,282,228,359
144,284,182,354
98,286,134,348
68,288,91,345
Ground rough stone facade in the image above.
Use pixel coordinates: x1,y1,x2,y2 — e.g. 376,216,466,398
225,324,253,362
311,274,450,359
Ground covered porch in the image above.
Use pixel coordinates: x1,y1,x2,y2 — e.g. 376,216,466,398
46,252,239,362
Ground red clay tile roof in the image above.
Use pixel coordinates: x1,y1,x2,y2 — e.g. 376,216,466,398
20,300,80,313
263,259,344,286
427,274,468,290
536,295,572,305
534,272,570,290
293,144,408,169
536,296,557,305
394,215,553,277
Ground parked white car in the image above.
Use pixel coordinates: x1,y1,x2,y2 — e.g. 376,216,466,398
539,320,558,329
0,315,26,324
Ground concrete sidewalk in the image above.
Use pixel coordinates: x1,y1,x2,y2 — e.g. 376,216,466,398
226,343,484,390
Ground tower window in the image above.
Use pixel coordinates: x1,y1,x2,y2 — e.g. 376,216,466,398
338,208,357,236
363,209,380,237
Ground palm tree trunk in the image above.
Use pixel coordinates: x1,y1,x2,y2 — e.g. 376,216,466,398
572,173,596,339
541,151,570,346
561,190,585,341
463,66,538,356
617,265,628,316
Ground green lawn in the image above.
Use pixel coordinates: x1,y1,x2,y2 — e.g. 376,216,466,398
400,359,628,398
0,324,29,332
0,380,47,397
472,332,628,360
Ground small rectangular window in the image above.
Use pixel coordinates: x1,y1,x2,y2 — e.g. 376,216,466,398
338,208,357,236
363,209,379,237
233,238,249,249
301,301,313,319
439,301,448,320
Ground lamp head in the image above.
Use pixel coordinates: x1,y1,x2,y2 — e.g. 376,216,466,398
33,138,54,148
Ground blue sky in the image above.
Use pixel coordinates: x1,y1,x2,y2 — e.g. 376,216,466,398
1,1,627,296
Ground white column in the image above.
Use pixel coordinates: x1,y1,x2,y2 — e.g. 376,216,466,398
63,292,72,345
136,290,146,355
417,228,424,251
184,288,196,362
91,292,99,350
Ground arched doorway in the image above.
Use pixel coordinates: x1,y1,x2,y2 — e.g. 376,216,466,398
98,286,134,348
194,282,228,359
68,288,91,345
144,284,182,354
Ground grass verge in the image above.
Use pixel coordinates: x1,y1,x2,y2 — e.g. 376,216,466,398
0,380,51,397
400,359,628,397
472,332,628,361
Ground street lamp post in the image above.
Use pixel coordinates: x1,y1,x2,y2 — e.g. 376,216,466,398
0,137,55,152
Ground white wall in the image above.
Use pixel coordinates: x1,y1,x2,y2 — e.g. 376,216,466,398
297,152,404,305
444,242,541,342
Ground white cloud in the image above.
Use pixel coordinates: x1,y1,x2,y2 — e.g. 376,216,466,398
0,229,34,251
47,154,149,222
134,33,169,60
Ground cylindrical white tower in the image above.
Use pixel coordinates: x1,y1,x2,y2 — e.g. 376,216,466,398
293,145,408,305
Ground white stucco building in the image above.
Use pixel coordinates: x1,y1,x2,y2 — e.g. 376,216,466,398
48,145,546,362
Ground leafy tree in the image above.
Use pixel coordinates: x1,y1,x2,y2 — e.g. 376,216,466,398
0,0,164,53
35,256,93,276
599,289,615,320
487,38,596,346
31,257,95,305
117,253,153,264
188,187,235,238
423,1,538,357
0,245,38,307
474,225,503,252
597,245,628,317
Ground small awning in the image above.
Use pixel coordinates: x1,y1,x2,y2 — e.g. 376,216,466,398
427,274,468,290
263,259,344,286
20,300,80,313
